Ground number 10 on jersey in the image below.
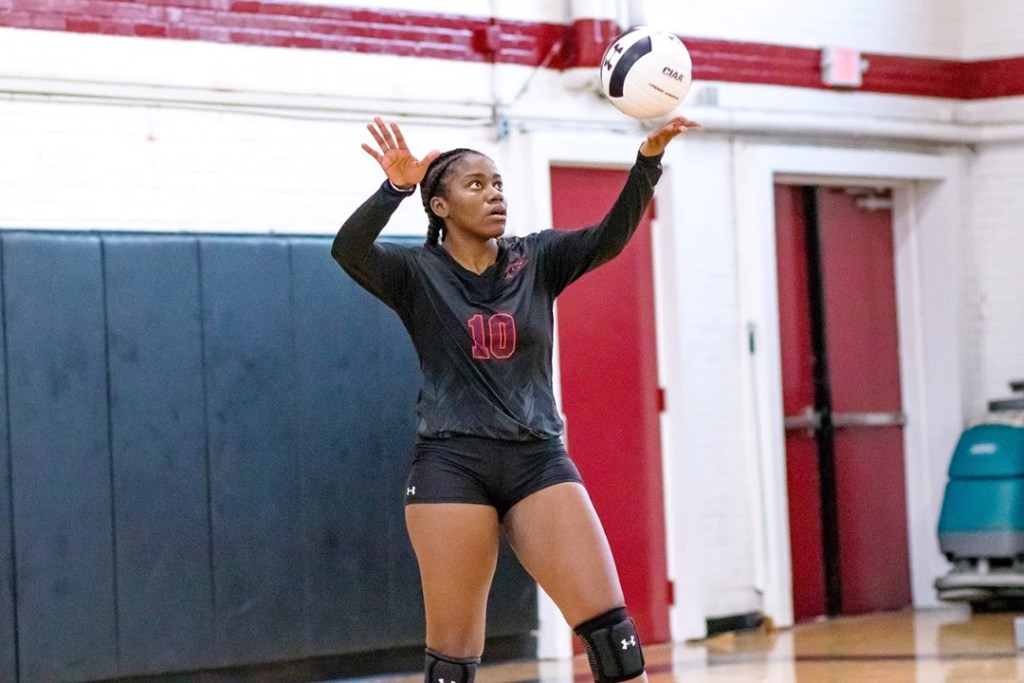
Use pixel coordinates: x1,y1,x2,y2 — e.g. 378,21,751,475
468,313,517,360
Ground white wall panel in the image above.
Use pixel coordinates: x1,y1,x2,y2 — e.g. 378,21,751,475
286,0,569,23
963,0,1024,59
657,134,761,622
0,29,499,112
645,0,964,59
0,98,500,234
968,143,1024,407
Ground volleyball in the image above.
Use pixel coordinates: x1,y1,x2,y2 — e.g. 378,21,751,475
599,27,693,119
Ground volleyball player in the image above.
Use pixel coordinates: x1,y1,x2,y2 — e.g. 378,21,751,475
332,114,698,683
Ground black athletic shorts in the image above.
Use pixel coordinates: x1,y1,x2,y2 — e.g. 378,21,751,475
404,434,584,519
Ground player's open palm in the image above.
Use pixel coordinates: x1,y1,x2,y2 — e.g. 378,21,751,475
640,115,701,157
362,116,440,189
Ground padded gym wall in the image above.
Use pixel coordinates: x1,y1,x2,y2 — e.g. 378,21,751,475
5,234,119,682
0,239,16,683
0,231,536,682
104,236,216,673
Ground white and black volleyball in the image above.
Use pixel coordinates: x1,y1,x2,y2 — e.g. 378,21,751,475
600,27,693,119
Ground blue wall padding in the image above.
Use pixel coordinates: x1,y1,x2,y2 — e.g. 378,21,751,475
0,231,536,682
3,234,118,682
103,236,217,674
289,237,411,653
0,238,16,683
201,238,309,664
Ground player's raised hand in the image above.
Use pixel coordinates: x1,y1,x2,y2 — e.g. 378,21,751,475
361,116,441,190
639,115,701,157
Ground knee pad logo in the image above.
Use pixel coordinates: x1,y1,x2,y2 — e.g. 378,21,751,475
574,607,645,683
424,649,479,683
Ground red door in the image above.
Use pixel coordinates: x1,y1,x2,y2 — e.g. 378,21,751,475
775,185,911,621
551,166,670,644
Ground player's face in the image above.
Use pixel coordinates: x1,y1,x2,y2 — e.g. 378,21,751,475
436,155,506,240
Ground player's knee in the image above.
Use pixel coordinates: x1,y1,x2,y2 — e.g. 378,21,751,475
573,606,645,683
424,648,480,683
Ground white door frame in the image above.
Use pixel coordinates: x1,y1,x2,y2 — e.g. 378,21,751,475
734,143,966,627
516,127,689,657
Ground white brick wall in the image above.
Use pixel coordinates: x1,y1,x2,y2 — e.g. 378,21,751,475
661,135,761,618
645,0,964,58
963,0,1024,59
968,142,1024,408
288,0,570,23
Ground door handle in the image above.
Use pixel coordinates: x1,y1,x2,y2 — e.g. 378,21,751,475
831,411,906,428
784,406,821,432
784,408,905,431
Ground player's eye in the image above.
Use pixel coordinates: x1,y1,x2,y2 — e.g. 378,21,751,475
494,180,503,191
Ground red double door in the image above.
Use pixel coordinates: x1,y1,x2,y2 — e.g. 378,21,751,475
775,185,911,621
550,166,670,645
545,173,911,636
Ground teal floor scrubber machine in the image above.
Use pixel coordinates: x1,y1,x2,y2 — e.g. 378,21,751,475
935,380,1024,610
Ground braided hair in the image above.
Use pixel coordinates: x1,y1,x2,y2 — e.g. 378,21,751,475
420,148,485,246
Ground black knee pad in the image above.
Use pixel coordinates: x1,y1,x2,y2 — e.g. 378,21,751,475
424,648,480,683
574,606,645,683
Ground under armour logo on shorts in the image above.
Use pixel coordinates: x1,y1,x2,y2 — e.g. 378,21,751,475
621,636,637,649
407,486,416,496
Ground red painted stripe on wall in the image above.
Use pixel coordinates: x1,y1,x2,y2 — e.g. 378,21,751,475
970,57,1024,99
683,39,972,100
1,2,571,65
2,1,1022,100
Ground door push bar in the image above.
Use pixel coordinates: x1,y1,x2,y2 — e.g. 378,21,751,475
783,406,906,432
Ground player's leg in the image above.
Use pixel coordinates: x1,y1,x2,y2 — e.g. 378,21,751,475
406,502,500,682
502,482,648,683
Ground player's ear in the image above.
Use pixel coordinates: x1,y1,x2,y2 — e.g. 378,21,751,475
430,196,449,218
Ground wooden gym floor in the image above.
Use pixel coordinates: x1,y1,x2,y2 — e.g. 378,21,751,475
338,607,1024,682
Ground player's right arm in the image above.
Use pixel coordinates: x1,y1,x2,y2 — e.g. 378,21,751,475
332,182,415,304
332,116,440,304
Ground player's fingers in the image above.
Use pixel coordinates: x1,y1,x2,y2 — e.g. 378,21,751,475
664,115,697,130
391,122,408,150
377,117,397,148
659,117,698,139
361,142,383,163
366,122,387,152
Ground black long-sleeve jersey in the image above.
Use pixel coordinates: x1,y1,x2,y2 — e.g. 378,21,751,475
332,150,663,441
